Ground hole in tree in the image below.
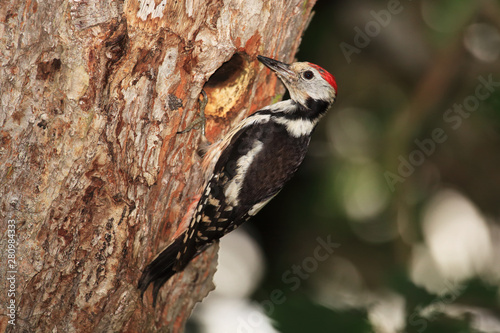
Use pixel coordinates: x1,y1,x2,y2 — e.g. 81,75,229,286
202,53,254,140
205,53,246,88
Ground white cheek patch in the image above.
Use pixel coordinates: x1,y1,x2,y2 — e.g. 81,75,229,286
306,80,336,103
288,89,309,107
224,140,264,206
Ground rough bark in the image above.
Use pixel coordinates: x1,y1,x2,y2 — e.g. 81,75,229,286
0,0,316,332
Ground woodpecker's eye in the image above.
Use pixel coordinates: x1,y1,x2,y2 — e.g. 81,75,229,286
303,70,314,80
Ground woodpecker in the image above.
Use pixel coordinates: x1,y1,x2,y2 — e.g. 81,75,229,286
138,55,337,305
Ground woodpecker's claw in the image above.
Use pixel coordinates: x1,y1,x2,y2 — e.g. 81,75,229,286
177,90,208,137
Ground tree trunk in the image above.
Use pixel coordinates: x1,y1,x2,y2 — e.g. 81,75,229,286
0,1,316,332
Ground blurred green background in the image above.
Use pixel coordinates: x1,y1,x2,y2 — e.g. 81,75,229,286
190,1,500,332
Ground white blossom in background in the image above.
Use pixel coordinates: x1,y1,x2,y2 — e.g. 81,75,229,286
464,23,500,63
191,228,278,333
311,256,367,310
409,243,462,295
422,189,494,283
368,292,406,333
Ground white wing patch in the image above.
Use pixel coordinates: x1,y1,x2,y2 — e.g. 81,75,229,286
224,140,264,206
201,114,271,180
248,193,278,216
242,113,271,127
274,117,317,138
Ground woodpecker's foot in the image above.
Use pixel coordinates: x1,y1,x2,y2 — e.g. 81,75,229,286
177,90,208,137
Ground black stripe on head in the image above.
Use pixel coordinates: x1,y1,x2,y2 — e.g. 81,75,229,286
305,97,331,118
256,98,330,121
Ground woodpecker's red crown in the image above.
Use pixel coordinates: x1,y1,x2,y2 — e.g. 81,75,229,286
308,63,337,92
257,55,337,108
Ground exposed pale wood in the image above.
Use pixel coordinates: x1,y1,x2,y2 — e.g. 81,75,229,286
0,0,317,331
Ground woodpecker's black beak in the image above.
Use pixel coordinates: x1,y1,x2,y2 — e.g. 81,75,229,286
257,55,294,77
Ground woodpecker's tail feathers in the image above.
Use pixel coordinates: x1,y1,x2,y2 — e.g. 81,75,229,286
138,234,184,307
